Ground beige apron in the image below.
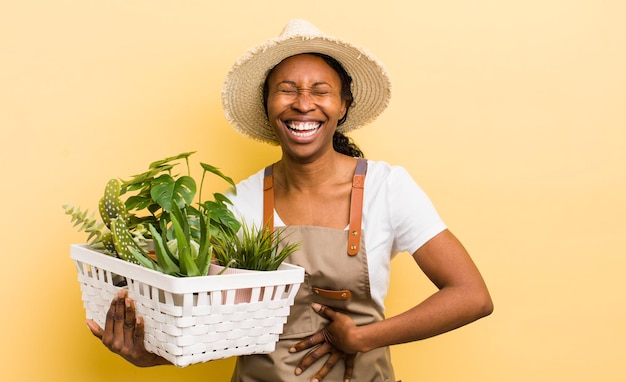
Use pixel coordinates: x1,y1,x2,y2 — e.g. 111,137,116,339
231,159,396,382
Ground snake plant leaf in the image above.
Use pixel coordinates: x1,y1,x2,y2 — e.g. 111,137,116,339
200,162,235,188
196,212,212,276
171,211,200,276
182,205,203,242
170,204,190,242
128,246,158,271
150,174,196,213
149,224,180,275
158,218,174,242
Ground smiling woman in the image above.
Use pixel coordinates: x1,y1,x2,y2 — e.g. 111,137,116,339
87,19,493,382
264,52,363,159
264,54,348,161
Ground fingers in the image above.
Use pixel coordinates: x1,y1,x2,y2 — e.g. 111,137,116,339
312,350,342,382
86,319,103,339
122,294,138,347
101,290,129,351
294,341,332,375
102,290,121,347
312,303,337,321
289,304,341,354
343,353,355,381
86,290,163,366
111,290,128,351
133,316,145,343
290,330,326,353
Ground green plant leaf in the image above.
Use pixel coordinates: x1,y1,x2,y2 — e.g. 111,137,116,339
200,162,235,188
99,179,129,228
195,212,212,276
110,218,143,265
150,174,196,212
65,151,245,277
149,224,180,275
125,193,153,211
202,200,241,233
63,204,116,256
149,151,195,169
170,204,190,244
171,210,200,276
128,246,158,271
210,221,299,271
213,192,234,205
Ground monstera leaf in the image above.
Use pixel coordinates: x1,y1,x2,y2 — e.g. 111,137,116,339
150,174,196,212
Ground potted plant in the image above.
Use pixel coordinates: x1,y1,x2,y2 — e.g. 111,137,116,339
209,221,300,302
212,221,300,271
64,152,304,367
64,151,242,277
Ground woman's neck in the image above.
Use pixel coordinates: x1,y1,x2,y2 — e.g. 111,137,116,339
274,152,356,191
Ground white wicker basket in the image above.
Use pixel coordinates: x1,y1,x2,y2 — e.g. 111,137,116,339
70,244,304,367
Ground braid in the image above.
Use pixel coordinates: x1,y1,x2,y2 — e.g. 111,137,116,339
333,131,364,158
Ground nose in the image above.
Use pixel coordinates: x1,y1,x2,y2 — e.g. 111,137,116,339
292,90,315,113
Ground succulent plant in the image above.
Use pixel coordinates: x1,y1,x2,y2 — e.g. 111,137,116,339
62,204,116,256
211,221,300,271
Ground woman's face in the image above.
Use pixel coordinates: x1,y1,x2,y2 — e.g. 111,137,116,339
265,54,347,161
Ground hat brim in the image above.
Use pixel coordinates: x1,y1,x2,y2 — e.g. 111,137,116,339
222,34,391,145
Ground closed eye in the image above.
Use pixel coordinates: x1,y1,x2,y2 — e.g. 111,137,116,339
311,90,329,96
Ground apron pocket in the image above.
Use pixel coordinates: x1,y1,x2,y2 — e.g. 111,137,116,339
279,273,315,339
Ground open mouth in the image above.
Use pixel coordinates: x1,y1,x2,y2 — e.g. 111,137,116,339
286,121,321,138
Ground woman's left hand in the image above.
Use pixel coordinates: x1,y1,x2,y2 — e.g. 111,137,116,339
289,303,361,381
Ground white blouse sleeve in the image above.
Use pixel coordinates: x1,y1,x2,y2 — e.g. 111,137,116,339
386,166,447,256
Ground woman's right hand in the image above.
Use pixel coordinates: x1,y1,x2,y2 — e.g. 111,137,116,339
86,289,170,367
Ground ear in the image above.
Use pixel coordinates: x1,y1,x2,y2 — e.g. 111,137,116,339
339,99,348,120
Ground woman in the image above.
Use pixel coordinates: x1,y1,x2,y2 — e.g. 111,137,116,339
88,19,493,381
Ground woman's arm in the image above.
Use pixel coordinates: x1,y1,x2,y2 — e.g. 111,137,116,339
353,228,493,352
294,229,493,355
86,290,171,367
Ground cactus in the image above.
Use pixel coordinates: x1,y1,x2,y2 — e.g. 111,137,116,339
110,218,142,265
98,179,129,228
98,179,149,264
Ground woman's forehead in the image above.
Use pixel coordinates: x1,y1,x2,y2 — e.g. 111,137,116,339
268,54,342,84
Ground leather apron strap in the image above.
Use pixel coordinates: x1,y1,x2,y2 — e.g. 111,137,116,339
263,165,274,231
348,158,367,256
263,158,368,256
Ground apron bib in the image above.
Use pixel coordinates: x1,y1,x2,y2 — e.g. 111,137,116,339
231,159,396,381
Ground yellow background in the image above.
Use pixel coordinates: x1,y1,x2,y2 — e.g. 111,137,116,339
1,1,624,381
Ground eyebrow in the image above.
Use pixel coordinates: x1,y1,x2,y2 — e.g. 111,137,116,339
275,80,333,88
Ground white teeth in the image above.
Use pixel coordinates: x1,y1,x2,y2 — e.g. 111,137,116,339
288,121,320,131
287,122,320,137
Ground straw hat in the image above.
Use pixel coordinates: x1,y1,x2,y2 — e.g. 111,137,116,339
221,19,392,145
